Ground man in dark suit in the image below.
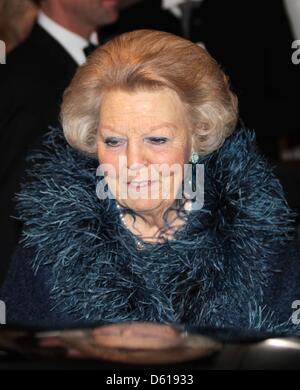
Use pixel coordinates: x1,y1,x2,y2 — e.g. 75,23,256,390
0,0,121,285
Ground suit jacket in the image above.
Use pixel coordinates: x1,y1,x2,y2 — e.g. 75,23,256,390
0,23,78,285
102,0,182,37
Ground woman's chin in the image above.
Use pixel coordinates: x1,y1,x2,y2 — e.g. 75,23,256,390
121,199,164,213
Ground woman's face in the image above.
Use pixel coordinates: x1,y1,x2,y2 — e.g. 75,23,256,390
97,88,192,214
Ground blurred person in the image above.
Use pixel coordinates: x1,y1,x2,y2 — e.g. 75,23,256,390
161,0,204,39
284,0,300,40
0,0,38,53
0,0,121,285
0,30,299,336
102,0,182,36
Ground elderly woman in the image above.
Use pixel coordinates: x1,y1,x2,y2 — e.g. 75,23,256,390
1,30,300,336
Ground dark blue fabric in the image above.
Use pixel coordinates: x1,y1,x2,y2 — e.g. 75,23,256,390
0,245,74,329
2,240,300,333
1,128,300,336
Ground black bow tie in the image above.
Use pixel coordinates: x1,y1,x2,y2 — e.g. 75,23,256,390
83,42,98,57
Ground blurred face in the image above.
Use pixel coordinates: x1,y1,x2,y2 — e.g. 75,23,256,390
97,89,192,214
59,0,120,27
18,0,38,40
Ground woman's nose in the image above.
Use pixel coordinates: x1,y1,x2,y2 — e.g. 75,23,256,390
126,141,147,171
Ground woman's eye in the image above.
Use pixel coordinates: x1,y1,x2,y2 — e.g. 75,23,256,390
147,137,168,145
104,138,124,147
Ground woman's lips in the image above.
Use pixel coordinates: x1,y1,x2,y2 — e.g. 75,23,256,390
127,180,158,190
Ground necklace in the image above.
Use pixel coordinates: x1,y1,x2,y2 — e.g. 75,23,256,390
116,200,193,250
115,203,146,250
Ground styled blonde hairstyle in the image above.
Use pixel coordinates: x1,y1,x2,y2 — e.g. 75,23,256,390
61,29,238,157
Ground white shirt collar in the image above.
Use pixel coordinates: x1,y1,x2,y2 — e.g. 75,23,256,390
37,11,99,65
162,0,204,18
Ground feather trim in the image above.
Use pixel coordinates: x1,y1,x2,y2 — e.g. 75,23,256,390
16,127,299,335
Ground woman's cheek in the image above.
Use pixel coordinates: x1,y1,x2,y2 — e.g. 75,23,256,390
99,147,120,166
147,144,180,165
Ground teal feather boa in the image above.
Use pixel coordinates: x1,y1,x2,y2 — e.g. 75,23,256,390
6,127,300,335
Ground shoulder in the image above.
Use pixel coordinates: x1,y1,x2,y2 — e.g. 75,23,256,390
263,240,300,320
202,128,264,170
200,128,296,241
7,23,76,70
198,128,299,305
1,24,77,94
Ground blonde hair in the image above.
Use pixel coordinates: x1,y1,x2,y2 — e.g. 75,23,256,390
61,29,238,157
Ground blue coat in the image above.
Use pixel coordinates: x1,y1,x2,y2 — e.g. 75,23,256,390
1,128,300,336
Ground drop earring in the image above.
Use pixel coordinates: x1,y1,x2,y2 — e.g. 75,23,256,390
190,151,199,164
190,151,199,193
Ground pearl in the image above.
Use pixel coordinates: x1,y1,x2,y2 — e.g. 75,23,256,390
116,200,193,250
116,204,145,249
